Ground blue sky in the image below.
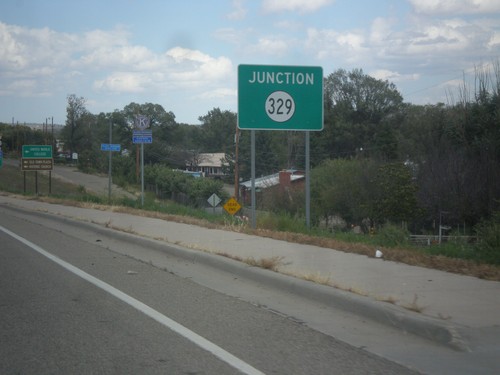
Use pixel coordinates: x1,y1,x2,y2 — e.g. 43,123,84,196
1,0,499,125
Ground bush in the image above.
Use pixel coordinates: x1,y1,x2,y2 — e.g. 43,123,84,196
376,223,410,247
474,212,500,265
143,164,229,207
257,212,307,233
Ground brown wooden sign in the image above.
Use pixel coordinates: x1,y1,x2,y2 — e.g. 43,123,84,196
22,158,54,171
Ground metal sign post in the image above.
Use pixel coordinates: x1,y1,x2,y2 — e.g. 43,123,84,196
21,145,53,195
238,64,323,229
108,120,112,202
133,115,151,207
102,121,121,203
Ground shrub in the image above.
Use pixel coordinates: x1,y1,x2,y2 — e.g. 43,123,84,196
474,212,500,265
377,223,410,247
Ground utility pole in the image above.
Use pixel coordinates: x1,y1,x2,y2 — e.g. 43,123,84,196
108,119,112,203
234,126,239,200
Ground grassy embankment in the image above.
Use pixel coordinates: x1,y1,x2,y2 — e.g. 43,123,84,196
0,162,498,281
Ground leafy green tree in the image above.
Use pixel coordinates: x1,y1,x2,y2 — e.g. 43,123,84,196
237,130,283,181
311,158,377,225
61,94,87,155
198,108,237,153
401,62,500,229
317,69,404,161
122,102,178,166
0,123,45,155
474,210,500,264
372,162,419,225
143,164,228,207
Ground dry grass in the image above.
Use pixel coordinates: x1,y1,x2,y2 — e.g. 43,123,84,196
301,272,332,286
216,252,286,272
21,194,500,281
375,295,399,305
401,294,426,313
249,228,500,281
244,256,285,271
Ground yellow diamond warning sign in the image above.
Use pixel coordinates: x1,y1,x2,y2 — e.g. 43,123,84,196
223,197,242,215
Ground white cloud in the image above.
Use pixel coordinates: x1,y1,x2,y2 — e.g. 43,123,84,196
262,0,334,13
248,36,290,57
409,0,500,15
79,45,157,70
370,17,393,45
305,28,367,61
370,69,420,83
0,23,29,70
197,88,236,100
165,47,233,83
227,0,248,20
405,20,469,54
93,72,153,93
213,27,251,45
488,32,500,48
0,21,234,104
275,20,303,31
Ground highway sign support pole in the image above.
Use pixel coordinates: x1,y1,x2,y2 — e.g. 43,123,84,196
108,120,112,203
238,64,323,231
251,130,256,229
141,143,144,207
305,131,311,229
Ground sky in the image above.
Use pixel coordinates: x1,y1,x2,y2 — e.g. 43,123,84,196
1,0,499,126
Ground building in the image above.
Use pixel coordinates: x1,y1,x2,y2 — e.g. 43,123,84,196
240,169,305,204
186,153,228,178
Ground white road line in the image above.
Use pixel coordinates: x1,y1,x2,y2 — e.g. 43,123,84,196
1,224,266,375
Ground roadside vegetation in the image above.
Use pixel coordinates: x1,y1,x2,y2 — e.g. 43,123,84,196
0,162,498,281
1,63,499,279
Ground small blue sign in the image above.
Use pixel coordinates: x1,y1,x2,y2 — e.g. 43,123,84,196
101,144,121,152
133,130,153,144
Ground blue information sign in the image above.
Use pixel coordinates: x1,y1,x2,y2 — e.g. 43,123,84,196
101,144,121,152
133,130,153,144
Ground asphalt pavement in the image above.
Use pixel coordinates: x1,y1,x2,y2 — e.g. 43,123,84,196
1,163,499,363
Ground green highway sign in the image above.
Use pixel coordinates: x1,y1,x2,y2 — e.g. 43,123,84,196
238,64,323,131
22,145,53,158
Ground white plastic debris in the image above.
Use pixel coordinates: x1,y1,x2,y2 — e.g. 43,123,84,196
375,249,383,258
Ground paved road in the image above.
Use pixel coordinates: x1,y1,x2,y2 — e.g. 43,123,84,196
0,205,418,374
51,163,137,199
2,158,499,374
2,158,136,199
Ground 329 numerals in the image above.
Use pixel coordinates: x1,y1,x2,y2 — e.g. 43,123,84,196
265,91,295,122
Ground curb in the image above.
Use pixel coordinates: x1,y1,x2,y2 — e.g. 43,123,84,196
83,218,468,352
3,202,468,351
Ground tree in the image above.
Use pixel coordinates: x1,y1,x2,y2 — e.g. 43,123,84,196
311,158,377,226
198,108,237,153
237,130,284,181
62,94,87,156
0,123,45,155
372,162,419,225
122,102,178,166
403,62,500,229
317,69,404,161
